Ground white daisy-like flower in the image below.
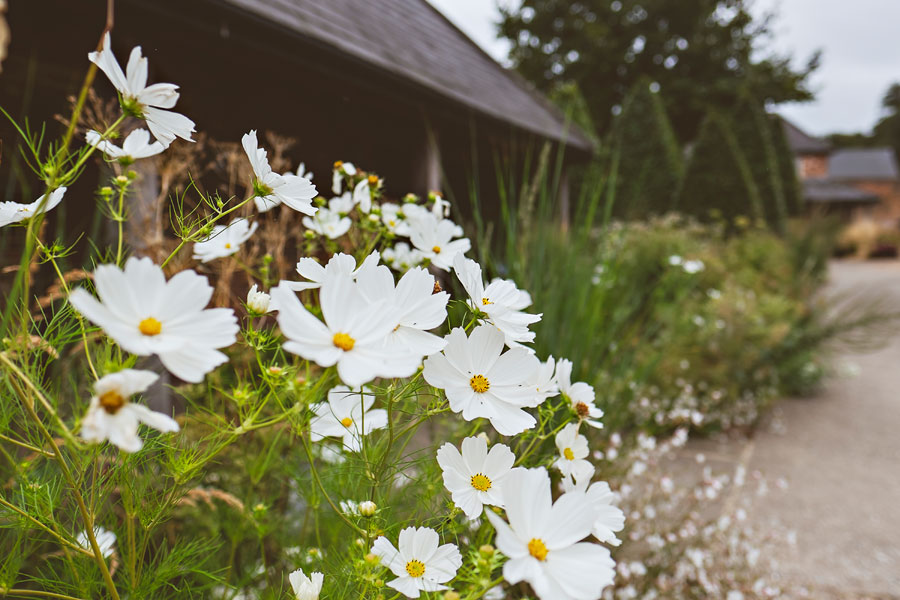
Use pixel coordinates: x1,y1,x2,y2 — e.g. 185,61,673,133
289,568,323,600
242,130,317,214
0,187,67,228
88,33,195,147
485,467,615,600
430,192,450,217
80,369,178,452
422,325,542,436
408,213,471,271
295,162,314,182
309,386,387,452
371,527,462,598
382,242,424,271
436,436,515,518
355,264,449,357
584,481,625,546
380,203,413,237
302,207,351,239
85,128,164,164
270,272,416,387
556,359,603,429
328,192,355,215
554,423,594,488
287,251,380,292
529,355,559,402
191,218,258,263
331,161,356,195
453,255,542,348
68,257,239,383
246,284,273,314
77,527,117,558
353,178,371,213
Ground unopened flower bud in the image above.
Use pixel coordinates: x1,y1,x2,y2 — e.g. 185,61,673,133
364,552,379,564
100,186,114,197
114,174,129,185
476,432,491,447
478,544,495,557
246,284,272,314
359,500,377,517
443,592,460,600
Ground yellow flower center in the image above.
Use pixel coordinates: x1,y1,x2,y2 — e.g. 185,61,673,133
333,160,344,169
564,447,575,460
98,390,126,414
470,473,492,492
432,245,441,254
340,417,353,428
575,402,590,418
332,332,355,351
469,374,490,393
405,559,426,578
224,242,232,249
367,174,379,185
138,317,162,336
528,538,548,561
482,297,493,305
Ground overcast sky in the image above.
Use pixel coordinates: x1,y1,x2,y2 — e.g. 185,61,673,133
427,0,900,136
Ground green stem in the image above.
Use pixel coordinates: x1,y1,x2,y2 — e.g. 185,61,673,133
300,435,366,536
3,590,88,600
0,495,92,557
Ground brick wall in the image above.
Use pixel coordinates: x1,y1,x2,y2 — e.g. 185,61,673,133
799,154,829,179
850,180,900,225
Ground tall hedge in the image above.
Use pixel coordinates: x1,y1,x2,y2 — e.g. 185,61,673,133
729,94,787,231
677,112,762,224
609,78,684,219
769,114,803,216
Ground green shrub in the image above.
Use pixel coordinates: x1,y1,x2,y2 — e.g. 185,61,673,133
770,114,804,215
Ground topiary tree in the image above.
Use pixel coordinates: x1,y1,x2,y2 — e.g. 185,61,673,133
677,112,762,225
729,93,787,231
769,114,803,216
609,78,684,219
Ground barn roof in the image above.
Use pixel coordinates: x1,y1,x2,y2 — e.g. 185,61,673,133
829,148,900,181
220,0,593,151
780,117,831,155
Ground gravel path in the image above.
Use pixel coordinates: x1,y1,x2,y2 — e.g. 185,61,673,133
742,260,900,598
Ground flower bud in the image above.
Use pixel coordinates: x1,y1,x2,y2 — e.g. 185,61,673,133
114,174,129,186
443,592,460,600
478,544,495,557
359,500,377,517
246,284,272,314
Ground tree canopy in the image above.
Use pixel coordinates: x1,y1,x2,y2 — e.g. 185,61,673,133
498,0,820,142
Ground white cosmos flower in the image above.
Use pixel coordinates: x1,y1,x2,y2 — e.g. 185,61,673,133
332,161,356,194
353,178,372,213
380,203,413,236
289,569,324,600
302,207,351,239
355,263,449,357
86,128,164,164
382,242,424,272
485,467,615,600
554,423,594,488
246,284,273,314
69,257,239,383
528,355,559,402
295,162,314,182
436,436,515,518
584,481,625,547
556,359,603,429
0,187,66,228
81,369,178,452
191,218,257,263
328,192,355,215
371,527,462,598
422,325,542,436
408,213,471,271
88,33,194,147
242,130,317,214
287,251,380,292
270,273,416,387
309,386,387,452
453,255,542,348
77,527,117,558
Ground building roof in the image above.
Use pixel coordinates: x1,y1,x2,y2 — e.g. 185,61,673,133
780,117,831,155
220,0,593,151
828,148,900,181
803,179,879,204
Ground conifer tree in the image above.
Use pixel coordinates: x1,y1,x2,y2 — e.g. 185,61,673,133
677,112,762,225
769,114,803,215
610,78,683,219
